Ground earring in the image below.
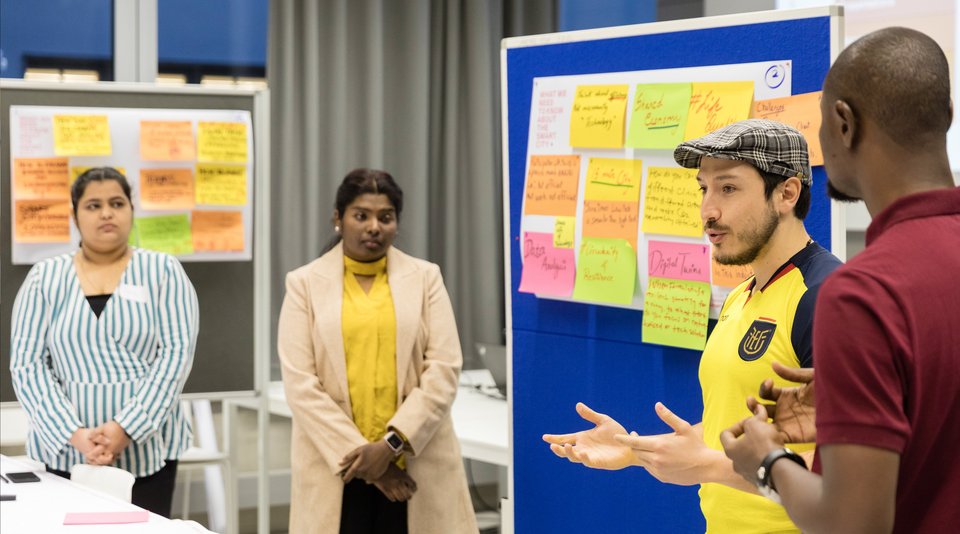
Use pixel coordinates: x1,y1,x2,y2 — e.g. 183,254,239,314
335,225,340,233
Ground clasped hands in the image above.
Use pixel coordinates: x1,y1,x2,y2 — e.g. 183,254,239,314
338,440,417,502
70,421,131,466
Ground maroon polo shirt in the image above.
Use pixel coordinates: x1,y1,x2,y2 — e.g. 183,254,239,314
813,186,960,533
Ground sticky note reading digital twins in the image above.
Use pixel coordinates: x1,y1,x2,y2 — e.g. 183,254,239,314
627,83,692,149
132,214,194,256
523,155,581,216
582,158,642,250
195,164,247,206
15,200,71,243
197,121,248,163
685,81,754,140
572,237,636,306
192,210,244,252
642,167,702,238
52,114,112,156
140,169,195,210
14,157,70,200
753,91,823,166
518,232,576,297
140,121,196,161
642,277,710,351
648,240,710,283
569,85,629,148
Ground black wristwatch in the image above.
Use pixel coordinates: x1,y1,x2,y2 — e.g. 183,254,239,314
383,431,405,456
756,447,806,503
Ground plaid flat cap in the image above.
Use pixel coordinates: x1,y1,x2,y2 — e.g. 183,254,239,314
673,119,812,186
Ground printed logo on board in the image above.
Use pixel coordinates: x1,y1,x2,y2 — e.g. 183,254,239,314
739,319,777,361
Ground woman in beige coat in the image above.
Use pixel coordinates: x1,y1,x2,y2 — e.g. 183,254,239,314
278,169,478,534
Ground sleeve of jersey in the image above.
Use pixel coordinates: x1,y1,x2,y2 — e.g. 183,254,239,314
790,284,822,368
813,269,910,454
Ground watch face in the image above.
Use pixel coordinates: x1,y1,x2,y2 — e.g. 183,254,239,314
386,433,404,450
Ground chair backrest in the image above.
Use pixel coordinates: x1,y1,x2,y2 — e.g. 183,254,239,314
70,464,136,503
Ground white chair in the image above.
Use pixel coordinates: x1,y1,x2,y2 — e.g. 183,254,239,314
177,400,235,534
70,463,136,502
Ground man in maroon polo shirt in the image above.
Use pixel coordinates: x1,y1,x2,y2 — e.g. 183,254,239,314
719,27,960,533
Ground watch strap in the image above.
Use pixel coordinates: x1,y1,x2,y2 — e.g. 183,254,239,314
757,447,806,492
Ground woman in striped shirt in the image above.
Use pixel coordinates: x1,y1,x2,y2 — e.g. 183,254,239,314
9,167,199,517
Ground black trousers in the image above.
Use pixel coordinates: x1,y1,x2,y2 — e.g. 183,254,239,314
47,460,179,518
339,478,408,534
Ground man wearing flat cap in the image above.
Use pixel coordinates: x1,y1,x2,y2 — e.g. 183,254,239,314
544,119,841,533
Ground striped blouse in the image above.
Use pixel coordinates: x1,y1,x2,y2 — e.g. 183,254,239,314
10,248,199,477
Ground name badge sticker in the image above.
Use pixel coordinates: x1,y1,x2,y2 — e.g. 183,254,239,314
117,284,150,304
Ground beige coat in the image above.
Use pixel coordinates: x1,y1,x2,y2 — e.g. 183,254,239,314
278,243,478,534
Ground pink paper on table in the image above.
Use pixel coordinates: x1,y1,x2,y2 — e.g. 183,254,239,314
63,511,150,525
519,231,576,297
647,240,710,283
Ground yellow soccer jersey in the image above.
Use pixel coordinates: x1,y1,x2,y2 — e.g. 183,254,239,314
698,242,840,534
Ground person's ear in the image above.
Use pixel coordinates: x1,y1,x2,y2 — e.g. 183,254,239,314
834,99,857,149
777,176,802,214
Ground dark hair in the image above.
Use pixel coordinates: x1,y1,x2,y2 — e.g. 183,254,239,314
322,168,404,253
71,167,133,216
759,169,811,220
824,27,951,146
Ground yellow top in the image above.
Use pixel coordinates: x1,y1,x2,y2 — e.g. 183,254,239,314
342,255,398,444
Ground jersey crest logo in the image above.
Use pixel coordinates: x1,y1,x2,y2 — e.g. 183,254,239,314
739,319,777,361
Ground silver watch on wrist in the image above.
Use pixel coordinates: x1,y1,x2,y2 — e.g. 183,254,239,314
383,431,404,456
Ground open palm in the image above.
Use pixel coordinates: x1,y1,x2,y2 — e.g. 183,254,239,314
542,402,634,470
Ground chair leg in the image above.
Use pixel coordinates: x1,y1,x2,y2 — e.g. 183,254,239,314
222,459,236,534
182,468,193,520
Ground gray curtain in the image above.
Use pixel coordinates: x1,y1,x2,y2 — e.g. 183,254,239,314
268,0,555,373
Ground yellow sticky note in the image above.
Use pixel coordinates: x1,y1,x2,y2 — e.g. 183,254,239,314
554,217,575,248
53,115,112,156
570,85,629,148
584,158,642,202
197,122,248,163
684,81,754,140
753,91,823,166
642,277,710,351
572,237,636,305
70,166,127,183
641,167,702,237
195,164,247,206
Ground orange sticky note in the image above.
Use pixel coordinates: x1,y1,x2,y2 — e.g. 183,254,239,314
570,84,629,148
140,169,195,210
685,81,754,140
753,91,823,166
523,155,581,216
712,257,753,288
14,157,70,200
191,210,245,252
14,199,71,243
582,200,639,251
140,120,196,161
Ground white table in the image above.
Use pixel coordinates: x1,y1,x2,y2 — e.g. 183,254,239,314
0,455,210,533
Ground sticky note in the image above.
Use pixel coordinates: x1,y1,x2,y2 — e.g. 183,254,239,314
570,85,629,148
134,214,194,255
195,164,247,206
518,232,576,297
71,166,127,183
52,114,112,156
14,157,70,200
554,216,575,249
641,167,702,237
139,169,195,210
523,155,581,216
584,158,642,202
63,511,150,525
572,237,636,305
191,210,245,252
642,277,711,351
14,200,71,243
140,120,196,161
197,121,248,163
685,81,754,140
582,200,639,251
753,91,823,166
626,83,692,149
712,257,753,288
530,86,571,151
17,115,54,157
647,240,711,283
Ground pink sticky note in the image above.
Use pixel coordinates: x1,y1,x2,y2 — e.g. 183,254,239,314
63,511,150,525
519,231,576,297
647,240,710,283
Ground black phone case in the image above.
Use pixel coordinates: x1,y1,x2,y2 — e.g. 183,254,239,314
5,471,41,483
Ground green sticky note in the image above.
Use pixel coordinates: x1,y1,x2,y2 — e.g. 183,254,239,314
641,277,710,351
135,214,194,256
626,83,692,149
572,237,636,305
